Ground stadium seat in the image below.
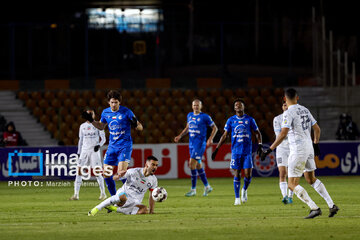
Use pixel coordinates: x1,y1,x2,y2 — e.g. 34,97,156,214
246,104,257,116
197,89,207,99
158,121,168,130
46,123,57,134
101,98,109,107
178,97,187,106
66,130,74,139
95,90,106,100
152,113,162,122
164,113,175,122
176,112,187,123
146,89,157,98
133,90,144,99
63,99,74,109
146,135,155,143
145,121,156,131
204,96,214,106
65,115,75,125
222,104,231,114
139,114,150,123
56,90,68,101
59,107,68,116
159,89,170,99
164,129,174,138
133,105,143,116
216,96,227,106
234,89,246,98
159,136,168,143
89,98,99,109
38,99,49,109
183,105,192,113
259,104,270,113
209,104,217,114
254,96,264,105
222,89,233,98
69,90,80,100
260,88,271,98
151,129,162,139
30,91,42,101
257,119,268,130
70,106,81,116
266,111,275,121
274,88,284,98
81,90,93,100
51,114,60,125
126,97,137,107
165,98,175,106
76,98,87,108
18,91,29,101
171,89,183,98
243,97,252,106
72,123,80,132
171,105,181,115
209,89,221,98
158,105,168,115
140,97,150,108
45,107,56,116
134,135,145,144
248,88,259,98
215,112,224,123
44,91,55,101
184,89,195,99
32,107,43,118
40,115,50,126
51,99,61,108
146,106,157,116
267,95,278,106
59,122,69,132
62,137,72,146
252,111,263,122
96,106,103,117
152,97,163,107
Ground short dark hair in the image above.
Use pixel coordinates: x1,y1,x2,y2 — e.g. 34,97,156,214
233,98,245,106
107,90,122,102
285,88,298,100
146,155,158,162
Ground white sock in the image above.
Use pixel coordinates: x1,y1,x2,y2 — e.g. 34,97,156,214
74,175,82,196
279,182,288,198
96,195,119,210
311,179,334,208
96,175,106,195
288,190,294,198
293,185,318,210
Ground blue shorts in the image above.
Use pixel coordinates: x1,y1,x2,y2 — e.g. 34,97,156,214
230,154,253,170
104,146,132,166
189,145,206,163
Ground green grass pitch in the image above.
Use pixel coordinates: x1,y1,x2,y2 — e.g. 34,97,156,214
1,176,359,240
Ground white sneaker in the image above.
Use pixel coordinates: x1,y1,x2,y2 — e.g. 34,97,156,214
99,194,107,200
69,195,79,200
241,188,247,203
234,198,241,205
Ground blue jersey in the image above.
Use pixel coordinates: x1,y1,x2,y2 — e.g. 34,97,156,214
100,106,135,148
187,112,214,148
224,114,259,155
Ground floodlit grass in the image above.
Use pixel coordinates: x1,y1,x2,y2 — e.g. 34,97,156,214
1,176,359,240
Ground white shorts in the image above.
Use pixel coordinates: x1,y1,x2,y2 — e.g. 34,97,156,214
288,151,317,178
115,188,141,215
276,148,290,167
77,150,102,167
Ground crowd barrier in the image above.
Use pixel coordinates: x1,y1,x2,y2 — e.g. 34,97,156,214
1,142,359,180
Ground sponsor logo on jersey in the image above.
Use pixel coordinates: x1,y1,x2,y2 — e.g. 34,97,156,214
112,116,117,119
118,115,122,120
197,118,200,121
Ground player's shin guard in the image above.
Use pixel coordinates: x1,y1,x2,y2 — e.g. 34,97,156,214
243,177,252,190
234,177,240,198
191,169,197,190
279,182,288,198
197,168,209,187
293,185,319,210
311,179,334,208
74,175,82,196
96,175,105,195
104,177,117,196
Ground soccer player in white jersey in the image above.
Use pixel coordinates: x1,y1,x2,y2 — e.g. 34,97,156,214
69,110,106,200
88,155,159,216
261,88,339,219
273,102,294,204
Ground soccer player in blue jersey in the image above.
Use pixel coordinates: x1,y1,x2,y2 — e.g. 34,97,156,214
174,99,218,197
212,98,263,205
82,90,143,196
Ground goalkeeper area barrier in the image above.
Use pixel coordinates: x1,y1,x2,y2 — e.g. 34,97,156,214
1,142,360,181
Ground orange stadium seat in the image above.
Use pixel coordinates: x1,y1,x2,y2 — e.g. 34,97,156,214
267,95,278,106
65,115,75,125
171,105,181,115
165,98,175,106
66,130,74,139
243,97,252,106
139,97,150,108
234,89,246,98
63,99,74,109
274,88,284,98
38,99,49,109
151,129,162,139
157,121,168,130
100,98,109,107
72,123,80,132
56,90,68,101
254,96,264,105
32,107,43,119
62,137,72,146
51,115,60,125
209,89,221,98
146,89,157,98
45,107,56,116
178,97,187,106
159,136,168,143
252,111,263,122
139,114,150,123
203,96,213,106
89,98,99,109
46,123,57,134
196,89,207,99
209,104,218,114
159,89,170,99
259,104,270,113
126,97,137,107
246,104,257,116
146,106,157,116
44,91,55,101
152,97,163,107
133,106,143,116
164,129,174,138
216,96,227,106
221,104,231,114
18,91,29,101
265,111,275,121
146,136,155,143
257,119,268,130
183,105,192,113
59,107,68,116
69,90,80,100
152,113,162,123
145,121,156,131
248,88,259,98
31,91,42,101
158,105,168,115
51,99,61,108
40,115,50,125
70,106,81,116
176,112,187,123
95,90,106,100
222,89,233,98
184,89,195,99
215,112,224,123
81,90,93,100
171,89,182,98
165,113,175,122
76,98,87,108
133,90,144,99
134,135,145,144
121,89,132,99
260,88,271,98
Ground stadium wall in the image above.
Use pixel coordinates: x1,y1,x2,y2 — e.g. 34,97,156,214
1,142,360,181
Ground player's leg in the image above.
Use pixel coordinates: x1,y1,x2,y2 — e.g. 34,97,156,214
231,155,241,205
88,192,127,216
288,153,321,218
135,204,149,214
196,162,212,196
113,147,132,183
241,155,253,203
304,170,339,217
185,157,198,197
103,147,119,195
70,153,87,200
278,166,288,203
91,151,106,200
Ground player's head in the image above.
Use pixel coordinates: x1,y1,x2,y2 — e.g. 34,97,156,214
85,109,95,120
282,101,288,112
107,90,122,111
145,155,159,175
284,88,299,104
233,98,245,114
192,99,202,113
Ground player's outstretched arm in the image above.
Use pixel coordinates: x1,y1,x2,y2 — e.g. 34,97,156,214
260,128,288,161
254,129,263,155
174,124,189,143
312,123,321,156
135,121,143,131
207,124,218,147
149,192,155,214
212,130,228,160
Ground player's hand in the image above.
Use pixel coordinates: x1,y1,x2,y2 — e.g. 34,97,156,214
313,143,321,156
113,174,120,181
260,149,272,161
81,111,94,123
211,148,219,160
206,139,213,147
174,136,181,143
94,145,100,152
256,143,263,156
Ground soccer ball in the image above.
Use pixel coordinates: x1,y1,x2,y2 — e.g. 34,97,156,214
152,187,167,202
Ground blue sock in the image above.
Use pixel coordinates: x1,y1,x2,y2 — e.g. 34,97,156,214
243,177,252,190
197,168,209,187
104,177,117,196
191,169,197,190
234,177,240,198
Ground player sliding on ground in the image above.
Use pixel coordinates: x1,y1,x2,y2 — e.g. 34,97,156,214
88,155,159,216
174,99,218,197
82,90,143,196
212,98,263,205
70,109,106,200
273,102,294,204
261,88,339,219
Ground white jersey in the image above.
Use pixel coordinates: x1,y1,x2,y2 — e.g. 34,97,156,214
78,122,106,155
273,113,290,151
281,104,317,154
120,168,158,203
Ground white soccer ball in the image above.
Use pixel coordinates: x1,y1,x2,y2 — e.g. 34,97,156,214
152,187,167,202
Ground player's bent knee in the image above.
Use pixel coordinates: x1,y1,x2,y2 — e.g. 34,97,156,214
118,194,127,206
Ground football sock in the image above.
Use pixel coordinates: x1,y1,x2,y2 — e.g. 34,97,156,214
96,175,105,195
293,185,319,210
96,195,119,210
234,177,240,198
104,177,117,196
243,177,252,190
311,179,334,208
288,190,294,198
197,168,209,187
191,169,197,190
74,175,82,196
279,181,288,198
